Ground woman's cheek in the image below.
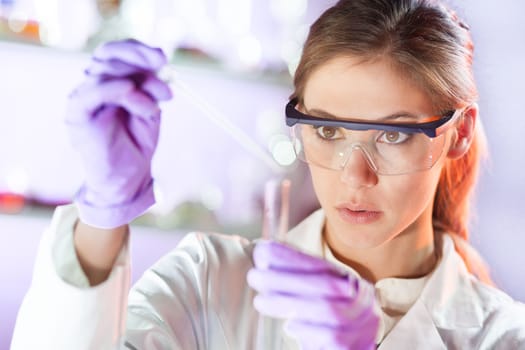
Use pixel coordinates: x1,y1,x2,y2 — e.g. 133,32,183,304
386,171,441,219
309,167,338,204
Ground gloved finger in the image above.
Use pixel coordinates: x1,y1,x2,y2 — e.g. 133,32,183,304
285,319,377,350
141,73,173,101
66,79,135,123
247,268,355,298
83,64,172,102
118,89,161,118
93,39,167,71
67,104,124,150
253,293,369,326
253,240,343,273
85,58,147,77
67,79,159,123
127,110,161,155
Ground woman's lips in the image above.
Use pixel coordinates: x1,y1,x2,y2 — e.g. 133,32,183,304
336,207,383,224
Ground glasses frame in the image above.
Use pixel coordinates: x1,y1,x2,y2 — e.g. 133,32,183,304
285,98,463,138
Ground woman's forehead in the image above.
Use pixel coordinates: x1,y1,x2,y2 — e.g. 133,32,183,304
302,56,435,121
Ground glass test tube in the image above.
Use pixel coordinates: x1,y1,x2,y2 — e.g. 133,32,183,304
262,178,291,241
256,178,291,350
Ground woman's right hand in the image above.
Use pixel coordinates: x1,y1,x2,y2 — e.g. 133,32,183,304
66,39,173,229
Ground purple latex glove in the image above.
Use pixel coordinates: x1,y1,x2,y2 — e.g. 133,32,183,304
66,39,173,228
248,241,379,350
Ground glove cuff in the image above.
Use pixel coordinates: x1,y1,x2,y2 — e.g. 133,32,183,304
74,178,155,229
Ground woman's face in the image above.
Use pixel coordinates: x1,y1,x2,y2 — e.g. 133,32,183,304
302,56,450,250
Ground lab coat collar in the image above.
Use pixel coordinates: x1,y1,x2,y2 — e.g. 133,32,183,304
286,209,485,348
380,236,484,348
285,209,325,258
420,234,485,329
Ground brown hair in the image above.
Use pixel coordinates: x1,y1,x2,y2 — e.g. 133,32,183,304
293,0,492,283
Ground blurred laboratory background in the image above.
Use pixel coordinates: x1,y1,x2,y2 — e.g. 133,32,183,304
0,0,524,347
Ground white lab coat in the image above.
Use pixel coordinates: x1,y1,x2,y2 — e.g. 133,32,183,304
11,205,525,349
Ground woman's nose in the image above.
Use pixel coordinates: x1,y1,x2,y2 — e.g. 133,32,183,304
339,146,378,188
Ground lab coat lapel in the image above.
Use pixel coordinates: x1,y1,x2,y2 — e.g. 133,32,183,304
421,236,484,329
378,300,446,349
380,235,484,349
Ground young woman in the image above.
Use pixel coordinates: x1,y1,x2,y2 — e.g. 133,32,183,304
12,0,525,349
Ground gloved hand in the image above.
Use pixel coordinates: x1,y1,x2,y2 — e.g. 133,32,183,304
66,39,173,229
248,241,379,350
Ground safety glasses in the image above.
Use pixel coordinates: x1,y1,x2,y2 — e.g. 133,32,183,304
285,98,463,175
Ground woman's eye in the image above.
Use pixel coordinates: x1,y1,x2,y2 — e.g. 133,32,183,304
378,131,410,144
315,126,340,140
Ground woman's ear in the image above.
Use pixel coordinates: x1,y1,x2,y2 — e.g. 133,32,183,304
447,103,478,159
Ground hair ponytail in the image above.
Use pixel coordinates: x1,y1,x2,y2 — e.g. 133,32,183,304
433,125,494,285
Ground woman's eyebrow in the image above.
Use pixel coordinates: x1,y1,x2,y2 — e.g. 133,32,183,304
307,107,420,121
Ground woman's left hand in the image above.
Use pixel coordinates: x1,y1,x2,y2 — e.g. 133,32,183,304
248,240,379,350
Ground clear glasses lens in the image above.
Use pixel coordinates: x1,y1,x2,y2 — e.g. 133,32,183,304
291,124,446,175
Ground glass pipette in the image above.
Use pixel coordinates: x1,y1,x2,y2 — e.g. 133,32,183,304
159,65,284,174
